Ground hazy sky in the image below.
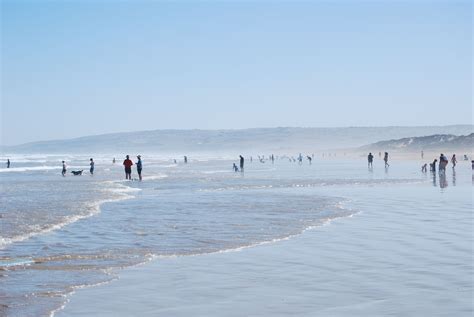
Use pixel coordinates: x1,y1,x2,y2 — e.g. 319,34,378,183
1,0,472,145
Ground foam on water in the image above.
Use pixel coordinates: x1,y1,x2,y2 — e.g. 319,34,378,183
3,155,464,317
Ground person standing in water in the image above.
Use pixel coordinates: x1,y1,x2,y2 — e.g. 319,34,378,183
451,154,457,168
383,152,389,167
6,159,10,168
113,158,116,164
233,163,239,172
184,156,188,164
123,155,133,180
136,155,143,181
239,155,244,172
61,161,67,176
368,152,374,168
89,158,95,175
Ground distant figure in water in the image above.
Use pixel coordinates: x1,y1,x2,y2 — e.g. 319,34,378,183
62,161,67,176
307,156,312,164
421,150,424,159
233,163,239,172
239,155,244,172
471,160,474,170
271,154,274,164
451,154,457,168
298,153,303,164
136,155,142,181
367,152,374,168
174,159,177,164
6,159,10,168
184,156,188,164
112,157,116,164
89,158,94,175
123,155,133,180
250,156,253,163
421,163,427,173
430,159,438,172
439,153,448,172
383,152,389,167
379,152,381,158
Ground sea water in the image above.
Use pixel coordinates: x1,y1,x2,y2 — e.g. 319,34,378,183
0,154,471,316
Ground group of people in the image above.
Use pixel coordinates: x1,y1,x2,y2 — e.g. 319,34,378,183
233,155,245,172
367,152,390,168
122,155,143,180
424,153,458,173
61,158,95,176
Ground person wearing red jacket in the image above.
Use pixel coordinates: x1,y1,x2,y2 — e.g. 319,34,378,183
123,155,133,180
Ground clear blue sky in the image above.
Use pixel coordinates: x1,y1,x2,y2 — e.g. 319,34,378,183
1,0,472,145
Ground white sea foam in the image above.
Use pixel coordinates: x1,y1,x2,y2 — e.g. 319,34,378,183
0,166,59,173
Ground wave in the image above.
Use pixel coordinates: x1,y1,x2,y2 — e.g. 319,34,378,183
0,182,139,248
0,166,59,173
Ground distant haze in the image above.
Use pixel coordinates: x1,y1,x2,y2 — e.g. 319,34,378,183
1,1,472,146
3,125,472,155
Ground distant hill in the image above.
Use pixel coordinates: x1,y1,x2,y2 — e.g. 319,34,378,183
361,133,473,152
2,125,473,154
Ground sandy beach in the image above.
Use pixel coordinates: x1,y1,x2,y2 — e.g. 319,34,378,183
57,171,473,317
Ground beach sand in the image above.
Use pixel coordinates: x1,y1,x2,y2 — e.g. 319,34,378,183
57,180,473,317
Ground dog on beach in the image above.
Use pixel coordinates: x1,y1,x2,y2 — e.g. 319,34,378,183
71,170,83,175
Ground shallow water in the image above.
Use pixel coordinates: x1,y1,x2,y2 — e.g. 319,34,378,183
0,154,471,316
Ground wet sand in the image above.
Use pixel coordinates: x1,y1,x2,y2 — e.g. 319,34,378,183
57,179,473,317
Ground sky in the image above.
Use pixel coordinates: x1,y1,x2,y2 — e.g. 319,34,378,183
1,0,472,146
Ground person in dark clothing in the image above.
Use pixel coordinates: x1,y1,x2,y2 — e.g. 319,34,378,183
89,158,94,175
383,152,389,167
6,159,10,168
239,155,244,172
430,159,438,172
136,155,143,181
184,156,188,164
368,153,374,168
233,163,239,172
123,155,133,180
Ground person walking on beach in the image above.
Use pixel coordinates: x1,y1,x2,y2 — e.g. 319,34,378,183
451,154,457,168
123,155,133,180
6,159,10,168
89,158,95,175
368,153,374,168
136,155,143,181
62,161,67,176
383,152,389,167
184,156,188,164
239,155,244,172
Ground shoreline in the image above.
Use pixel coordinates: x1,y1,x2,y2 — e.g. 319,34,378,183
56,181,473,316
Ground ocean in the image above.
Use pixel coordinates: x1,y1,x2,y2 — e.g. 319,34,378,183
0,154,472,316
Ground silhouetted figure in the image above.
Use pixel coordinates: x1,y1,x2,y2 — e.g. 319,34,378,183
384,152,389,167
233,163,239,172
184,156,188,164
451,154,457,168
113,158,116,164
421,164,427,173
368,153,374,168
62,161,67,176
430,159,438,172
123,155,133,180
6,159,10,168
439,153,448,172
239,155,244,172
271,154,274,164
136,155,143,181
89,158,94,175
174,159,177,164
307,156,312,164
